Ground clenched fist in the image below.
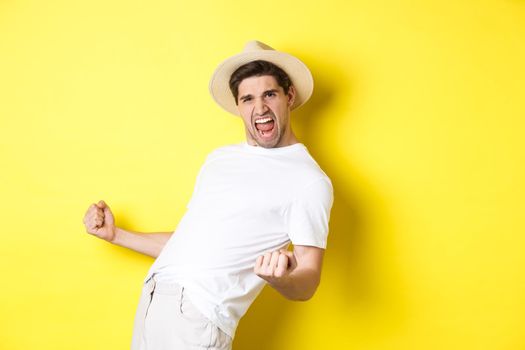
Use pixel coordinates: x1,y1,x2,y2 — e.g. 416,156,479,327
254,249,297,284
83,200,116,242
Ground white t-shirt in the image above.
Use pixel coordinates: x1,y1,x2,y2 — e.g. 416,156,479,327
145,142,333,338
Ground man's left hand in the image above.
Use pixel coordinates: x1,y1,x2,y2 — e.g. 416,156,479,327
254,249,297,285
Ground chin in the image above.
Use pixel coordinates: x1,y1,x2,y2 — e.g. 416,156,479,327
253,135,280,148
253,131,283,149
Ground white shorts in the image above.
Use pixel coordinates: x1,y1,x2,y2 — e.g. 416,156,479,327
131,276,232,350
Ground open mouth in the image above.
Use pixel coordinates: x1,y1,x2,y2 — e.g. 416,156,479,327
254,116,275,138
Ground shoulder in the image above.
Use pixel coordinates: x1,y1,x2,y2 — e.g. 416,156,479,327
203,143,245,161
292,147,333,189
296,177,333,204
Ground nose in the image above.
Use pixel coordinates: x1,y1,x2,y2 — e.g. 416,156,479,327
253,96,269,116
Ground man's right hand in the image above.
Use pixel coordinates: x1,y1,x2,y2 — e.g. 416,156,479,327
83,200,116,242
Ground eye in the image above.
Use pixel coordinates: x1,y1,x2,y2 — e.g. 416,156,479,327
240,96,252,103
264,91,276,98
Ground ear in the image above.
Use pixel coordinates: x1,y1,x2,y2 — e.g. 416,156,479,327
287,85,296,108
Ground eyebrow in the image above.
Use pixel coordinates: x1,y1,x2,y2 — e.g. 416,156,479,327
239,89,280,102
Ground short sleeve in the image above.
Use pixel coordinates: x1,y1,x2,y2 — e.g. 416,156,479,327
286,177,334,249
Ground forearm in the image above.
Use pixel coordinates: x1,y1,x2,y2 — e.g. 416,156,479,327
268,267,321,301
111,227,173,258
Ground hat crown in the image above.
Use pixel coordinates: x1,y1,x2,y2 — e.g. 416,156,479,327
243,40,275,52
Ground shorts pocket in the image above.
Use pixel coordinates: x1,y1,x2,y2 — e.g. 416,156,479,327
179,288,214,347
179,288,211,323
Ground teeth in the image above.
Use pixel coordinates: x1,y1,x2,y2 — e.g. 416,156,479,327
255,117,272,124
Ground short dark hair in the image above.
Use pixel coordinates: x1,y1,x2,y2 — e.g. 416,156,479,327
229,60,292,104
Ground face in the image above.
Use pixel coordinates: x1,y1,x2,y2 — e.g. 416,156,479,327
236,75,296,148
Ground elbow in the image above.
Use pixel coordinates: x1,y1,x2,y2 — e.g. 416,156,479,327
293,294,313,302
291,281,320,302
291,289,316,302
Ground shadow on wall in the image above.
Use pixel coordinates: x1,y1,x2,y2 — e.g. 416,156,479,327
233,55,407,349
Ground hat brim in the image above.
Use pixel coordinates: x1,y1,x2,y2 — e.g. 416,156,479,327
209,50,314,116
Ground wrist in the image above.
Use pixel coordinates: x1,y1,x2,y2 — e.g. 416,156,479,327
111,226,123,244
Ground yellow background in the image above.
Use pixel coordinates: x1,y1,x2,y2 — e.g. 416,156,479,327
1,0,524,349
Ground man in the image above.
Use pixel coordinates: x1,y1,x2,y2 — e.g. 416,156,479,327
83,41,334,350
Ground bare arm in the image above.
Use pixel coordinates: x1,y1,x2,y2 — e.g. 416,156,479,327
83,200,173,258
111,227,172,258
254,245,324,301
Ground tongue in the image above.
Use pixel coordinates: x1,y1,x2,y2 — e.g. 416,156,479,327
256,120,274,132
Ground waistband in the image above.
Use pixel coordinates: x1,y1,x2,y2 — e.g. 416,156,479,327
144,274,184,296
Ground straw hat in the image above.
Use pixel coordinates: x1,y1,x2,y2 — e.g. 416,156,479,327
209,40,314,116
